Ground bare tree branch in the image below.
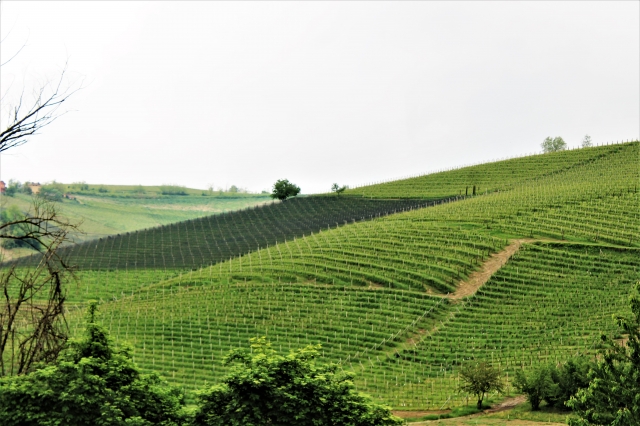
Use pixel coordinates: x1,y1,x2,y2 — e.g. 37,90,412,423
0,61,83,153
0,198,80,376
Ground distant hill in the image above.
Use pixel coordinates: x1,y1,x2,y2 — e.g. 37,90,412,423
0,185,271,259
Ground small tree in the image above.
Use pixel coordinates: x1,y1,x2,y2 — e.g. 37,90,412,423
458,362,504,409
567,282,640,426
270,179,300,201
541,136,567,153
514,364,558,410
581,135,593,148
331,183,348,194
0,303,188,426
193,337,402,426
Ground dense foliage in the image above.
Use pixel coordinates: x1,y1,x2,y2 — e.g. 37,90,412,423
270,179,300,201
567,282,640,426
0,304,188,426
514,357,592,410
457,362,503,409
514,364,557,410
193,337,402,426
541,136,567,153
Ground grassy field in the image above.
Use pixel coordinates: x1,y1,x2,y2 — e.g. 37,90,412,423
0,189,271,258
6,141,638,413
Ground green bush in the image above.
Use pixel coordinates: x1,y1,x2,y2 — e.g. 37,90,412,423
193,337,402,426
160,185,187,196
514,364,558,410
0,304,188,426
38,187,64,202
567,282,640,425
548,357,592,409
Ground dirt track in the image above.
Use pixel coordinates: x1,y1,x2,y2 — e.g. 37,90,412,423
450,239,534,300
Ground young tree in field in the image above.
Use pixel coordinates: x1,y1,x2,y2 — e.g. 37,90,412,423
581,135,593,148
541,136,567,153
270,179,300,201
567,282,640,426
0,303,188,426
193,337,402,426
458,362,504,409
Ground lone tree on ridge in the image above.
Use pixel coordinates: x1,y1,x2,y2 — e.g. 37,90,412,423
331,183,347,194
270,179,300,201
541,136,567,153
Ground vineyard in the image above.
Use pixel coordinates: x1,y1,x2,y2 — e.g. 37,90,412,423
13,197,444,271
8,141,640,411
344,142,634,200
71,242,637,408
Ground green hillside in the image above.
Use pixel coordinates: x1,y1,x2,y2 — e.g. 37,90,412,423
13,141,640,410
344,143,632,199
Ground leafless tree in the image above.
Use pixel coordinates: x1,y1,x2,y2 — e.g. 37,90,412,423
0,42,82,375
0,198,80,375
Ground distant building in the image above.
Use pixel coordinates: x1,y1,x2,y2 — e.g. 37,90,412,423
0,181,5,193
28,183,42,194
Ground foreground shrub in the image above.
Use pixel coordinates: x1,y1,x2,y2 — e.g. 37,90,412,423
193,337,402,426
0,303,188,426
567,282,640,426
514,364,558,410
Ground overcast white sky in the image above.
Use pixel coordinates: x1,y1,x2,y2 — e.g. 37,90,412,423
1,1,638,194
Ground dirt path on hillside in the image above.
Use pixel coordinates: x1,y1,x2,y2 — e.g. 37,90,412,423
449,239,535,300
405,396,566,426
482,396,527,414
409,419,564,426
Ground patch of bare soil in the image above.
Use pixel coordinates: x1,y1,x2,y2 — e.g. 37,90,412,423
482,395,527,414
450,239,535,300
393,409,451,419
0,246,13,262
409,419,565,425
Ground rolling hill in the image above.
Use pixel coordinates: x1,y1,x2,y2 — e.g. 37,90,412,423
9,141,640,410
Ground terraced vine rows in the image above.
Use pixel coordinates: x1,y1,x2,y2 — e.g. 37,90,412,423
358,243,639,408
66,242,639,409
69,284,450,396
14,197,445,270
392,142,639,247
